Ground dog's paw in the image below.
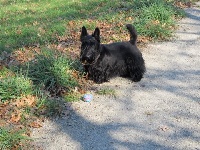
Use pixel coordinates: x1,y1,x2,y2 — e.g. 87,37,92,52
93,76,104,84
132,74,143,82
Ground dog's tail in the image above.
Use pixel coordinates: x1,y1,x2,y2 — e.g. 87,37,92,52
126,24,137,45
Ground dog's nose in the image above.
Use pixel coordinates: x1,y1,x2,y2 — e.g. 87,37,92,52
81,56,93,64
81,56,91,64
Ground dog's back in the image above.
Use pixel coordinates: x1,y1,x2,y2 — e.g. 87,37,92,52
102,24,140,57
102,24,139,53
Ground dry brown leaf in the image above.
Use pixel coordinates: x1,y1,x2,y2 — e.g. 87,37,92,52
10,111,21,123
159,126,169,132
78,88,86,94
175,1,192,8
29,121,42,128
138,36,151,43
71,70,79,79
25,95,36,106
13,95,36,107
68,21,75,27
16,30,22,35
151,20,160,25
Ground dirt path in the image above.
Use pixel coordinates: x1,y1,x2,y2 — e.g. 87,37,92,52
32,3,200,150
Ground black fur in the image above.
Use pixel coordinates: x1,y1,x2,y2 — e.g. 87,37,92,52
80,24,146,84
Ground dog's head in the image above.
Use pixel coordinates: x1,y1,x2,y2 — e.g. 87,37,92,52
80,26,100,65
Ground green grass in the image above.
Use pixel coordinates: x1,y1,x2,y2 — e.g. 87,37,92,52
0,74,33,102
0,67,14,78
21,48,82,115
133,0,185,40
1,0,73,49
23,48,80,91
64,91,82,102
0,0,188,52
35,96,63,117
0,127,30,150
96,88,116,97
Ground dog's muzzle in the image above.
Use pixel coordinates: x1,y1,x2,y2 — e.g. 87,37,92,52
80,56,94,65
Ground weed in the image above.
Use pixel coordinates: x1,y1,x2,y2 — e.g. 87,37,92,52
0,127,30,150
22,48,79,94
0,67,13,78
134,0,185,40
34,89,64,117
96,88,116,97
0,74,33,102
64,91,82,102
35,97,63,117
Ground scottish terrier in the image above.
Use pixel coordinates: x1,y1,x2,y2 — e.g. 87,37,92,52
80,24,146,84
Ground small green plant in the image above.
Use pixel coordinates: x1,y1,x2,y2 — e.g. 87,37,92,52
0,67,14,78
24,48,79,91
96,88,116,97
64,91,82,102
0,127,30,150
0,74,33,102
35,97,63,117
34,89,64,117
134,0,184,40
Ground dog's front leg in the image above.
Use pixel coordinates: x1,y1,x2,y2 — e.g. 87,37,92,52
90,68,106,84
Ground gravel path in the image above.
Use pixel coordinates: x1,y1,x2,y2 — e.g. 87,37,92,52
32,3,200,150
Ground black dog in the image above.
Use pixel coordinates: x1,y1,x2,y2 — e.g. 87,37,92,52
80,24,146,83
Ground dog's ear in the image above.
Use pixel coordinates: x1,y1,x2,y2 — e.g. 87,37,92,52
80,26,88,41
93,27,100,42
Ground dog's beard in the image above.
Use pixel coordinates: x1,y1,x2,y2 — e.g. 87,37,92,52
81,59,95,65
81,54,100,65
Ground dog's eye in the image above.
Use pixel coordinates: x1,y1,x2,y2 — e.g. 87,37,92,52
82,41,95,46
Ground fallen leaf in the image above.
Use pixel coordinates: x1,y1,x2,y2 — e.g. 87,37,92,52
175,1,192,8
0,119,7,126
68,21,75,27
10,111,21,123
159,126,169,132
29,121,42,128
13,95,36,107
138,36,151,43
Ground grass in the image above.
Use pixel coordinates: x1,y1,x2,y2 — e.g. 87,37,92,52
0,0,197,149
0,66,14,78
23,48,80,91
0,0,189,52
0,73,33,102
134,1,179,40
35,96,63,117
64,91,82,102
0,48,83,148
0,127,30,150
96,88,116,97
